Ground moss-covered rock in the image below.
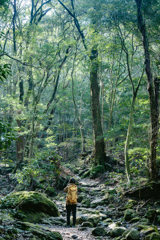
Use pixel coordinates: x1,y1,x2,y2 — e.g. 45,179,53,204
77,193,86,203
125,228,139,240
124,209,136,221
123,199,137,209
41,216,66,226
130,217,140,223
144,232,160,240
81,221,94,228
76,214,100,226
145,209,156,221
81,198,91,208
110,227,127,237
0,191,60,223
139,225,157,238
92,227,107,236
90,195,109,208
15,221,63,240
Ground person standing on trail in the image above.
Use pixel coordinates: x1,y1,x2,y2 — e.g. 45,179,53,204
64,178,78,228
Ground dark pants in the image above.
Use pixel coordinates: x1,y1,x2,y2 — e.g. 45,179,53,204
66,204,77,226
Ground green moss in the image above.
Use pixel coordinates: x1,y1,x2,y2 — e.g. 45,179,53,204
15,221,63,240
1,191,60,223
90,165,105,179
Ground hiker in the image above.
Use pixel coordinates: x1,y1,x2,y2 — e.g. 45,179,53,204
64,178,78,228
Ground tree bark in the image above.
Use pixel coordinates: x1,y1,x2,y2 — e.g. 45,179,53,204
90,47,106,167
135,0,159,181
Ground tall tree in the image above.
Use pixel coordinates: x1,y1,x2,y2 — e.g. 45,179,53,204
57,0,106,167
135,0,159,181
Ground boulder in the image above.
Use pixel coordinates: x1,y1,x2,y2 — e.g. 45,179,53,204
125,228,140,240
124,209,136,221
90,196,109,208
140,226,157,236
41,216,66,226
110,227,127,237
144,209,156,221
123,199,138,209
92,227,107,236
15,221,63,240
81,221,93,228
76,214,100,226
101,218,113,226
81,198,91,208
130,217,140,223
77,194,85,203
144,232,160,240
0,191,60,223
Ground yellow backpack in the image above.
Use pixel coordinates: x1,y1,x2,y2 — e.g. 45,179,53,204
67,185,77,204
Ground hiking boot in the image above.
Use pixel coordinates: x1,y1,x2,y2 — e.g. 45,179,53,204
72,225,75,228
66,225,70,228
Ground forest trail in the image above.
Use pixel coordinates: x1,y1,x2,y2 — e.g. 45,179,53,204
40,176,109,240
48,225,97,240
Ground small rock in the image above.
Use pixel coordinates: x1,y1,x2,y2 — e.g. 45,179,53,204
125,228,139,240
144,232,160,240
92,227,107,236
110,227,127,237
72,235,78,239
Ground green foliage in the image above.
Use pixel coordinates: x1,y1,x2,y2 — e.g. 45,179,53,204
0,121,15,150
15,150,61,189
90,165,105,179
0,64,11,82
128,147,149,176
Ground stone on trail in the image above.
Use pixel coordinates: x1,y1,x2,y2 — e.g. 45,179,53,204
144,232,160,240
140,226,157,236
90,196,109,208
123,199,138,210
101,218,113,226
92,227,107,236
124,209,136,221
71,234,78,239
124,228,140,240
41,216,66,226
81,198,91,208
144,209,156,221
0,191,60,222
76,213,100,226
110,227,127,237
81,221,94,227
15,221,63,240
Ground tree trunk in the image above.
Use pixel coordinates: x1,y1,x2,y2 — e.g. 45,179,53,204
135,0,159,181
124,95,136,183
13,119,25,173
90,47,106,167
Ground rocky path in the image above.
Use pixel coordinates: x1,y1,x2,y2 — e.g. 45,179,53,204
42,177,110,239
49,226,98,240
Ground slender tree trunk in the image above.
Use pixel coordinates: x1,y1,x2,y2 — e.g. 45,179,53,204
135,0,159,181
124,95,136,182
13,0,17,53
13,119,25,173
90,47,106,167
